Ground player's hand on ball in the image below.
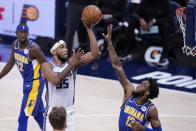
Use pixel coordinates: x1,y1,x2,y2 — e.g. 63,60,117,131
81,18,92,29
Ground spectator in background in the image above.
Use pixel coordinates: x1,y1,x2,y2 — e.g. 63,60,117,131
96,0,127,57
90,0,127,71
65,0,96,55
122,0,175,65
172,0,187,6
49,107,67,131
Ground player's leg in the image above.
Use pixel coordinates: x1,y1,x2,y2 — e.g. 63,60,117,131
18,112,28,131
33,80,45,129
65,3,83,54
66,107,76,131
34,104,44,129
158,21,175,63
18,95,29,131
43,108,53,131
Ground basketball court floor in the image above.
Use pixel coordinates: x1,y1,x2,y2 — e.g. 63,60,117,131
0,61,196,131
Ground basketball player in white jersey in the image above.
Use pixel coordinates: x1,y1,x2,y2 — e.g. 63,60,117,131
41,21,99,131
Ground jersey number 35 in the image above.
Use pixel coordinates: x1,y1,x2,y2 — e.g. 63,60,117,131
56,78,69,89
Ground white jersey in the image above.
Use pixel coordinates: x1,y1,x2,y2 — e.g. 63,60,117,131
45,60,76,109
43,60,76,131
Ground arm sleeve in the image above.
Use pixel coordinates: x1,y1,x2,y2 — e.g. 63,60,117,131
145,126,162,131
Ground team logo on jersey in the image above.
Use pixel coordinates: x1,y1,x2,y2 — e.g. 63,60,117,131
26,84,31,88
141,106,147,112
28,100,35,107
24,49,29,54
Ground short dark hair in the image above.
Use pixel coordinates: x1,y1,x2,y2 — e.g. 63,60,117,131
49,107,67,130
48,39,59,53
148,78,159,99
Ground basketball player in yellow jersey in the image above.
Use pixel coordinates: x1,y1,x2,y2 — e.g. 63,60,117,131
0,24,47,131
102,25,162,131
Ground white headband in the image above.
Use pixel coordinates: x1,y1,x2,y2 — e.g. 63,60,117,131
50,40,65,53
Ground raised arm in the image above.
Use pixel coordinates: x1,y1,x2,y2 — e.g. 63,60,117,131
0,43,15,79
78,20,99,66
41,49,84,85
102,25,135,103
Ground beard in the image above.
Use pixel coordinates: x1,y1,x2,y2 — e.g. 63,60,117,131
57,54,67,63
18,38,27,43
132,90,146,98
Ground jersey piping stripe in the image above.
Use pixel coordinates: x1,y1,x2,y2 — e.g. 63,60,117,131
51,59,67,68
27,41,36,62
25,79,40,116
33,63,40,79
73,72,76,105
120,96,133,109
17,40,31,51
145,104,152,122
134,99,150,106
25,63,40,116
43,80,49,131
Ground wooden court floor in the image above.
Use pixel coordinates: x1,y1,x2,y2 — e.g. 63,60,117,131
0,63,196,131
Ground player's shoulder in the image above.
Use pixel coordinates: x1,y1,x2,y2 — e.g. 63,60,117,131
42,61,53,68
11,39,18,46
10,39,18,49
29,40,38,47
148,104,158,116
29,41,42,52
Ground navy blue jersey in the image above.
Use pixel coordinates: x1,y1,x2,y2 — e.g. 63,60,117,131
119,96,153,131
14,40,43,82
14,39,44,116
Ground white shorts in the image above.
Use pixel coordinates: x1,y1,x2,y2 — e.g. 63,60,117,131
43,106,76,131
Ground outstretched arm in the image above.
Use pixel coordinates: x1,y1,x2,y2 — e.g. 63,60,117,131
0,43,15,79
42,49,84,85
102,25,135,104
78,20,99,66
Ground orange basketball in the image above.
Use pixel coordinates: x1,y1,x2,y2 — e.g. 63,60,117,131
82,5,102,25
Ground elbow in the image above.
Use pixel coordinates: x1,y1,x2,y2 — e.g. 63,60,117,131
52,81,60,86
112,64,120,70
92,51,99,59
94,52,99,58
50,77,61,85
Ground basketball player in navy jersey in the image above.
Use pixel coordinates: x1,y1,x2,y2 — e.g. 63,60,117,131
41,20,98,131
102,24,162,131
0,24,47,131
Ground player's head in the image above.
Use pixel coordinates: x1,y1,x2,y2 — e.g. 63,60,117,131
133,77,159,99
49,39,68,63
49,107,67,131
16,24,29,42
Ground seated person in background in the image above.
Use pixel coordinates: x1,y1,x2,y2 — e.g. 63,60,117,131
90,0,127,71
49,107,67,131
95,0,127,57
96,0,127,27
122,0,175,65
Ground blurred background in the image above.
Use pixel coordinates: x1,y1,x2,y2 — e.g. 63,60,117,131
0,0,195,93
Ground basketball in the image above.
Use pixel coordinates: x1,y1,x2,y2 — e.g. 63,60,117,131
82,5,102,25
